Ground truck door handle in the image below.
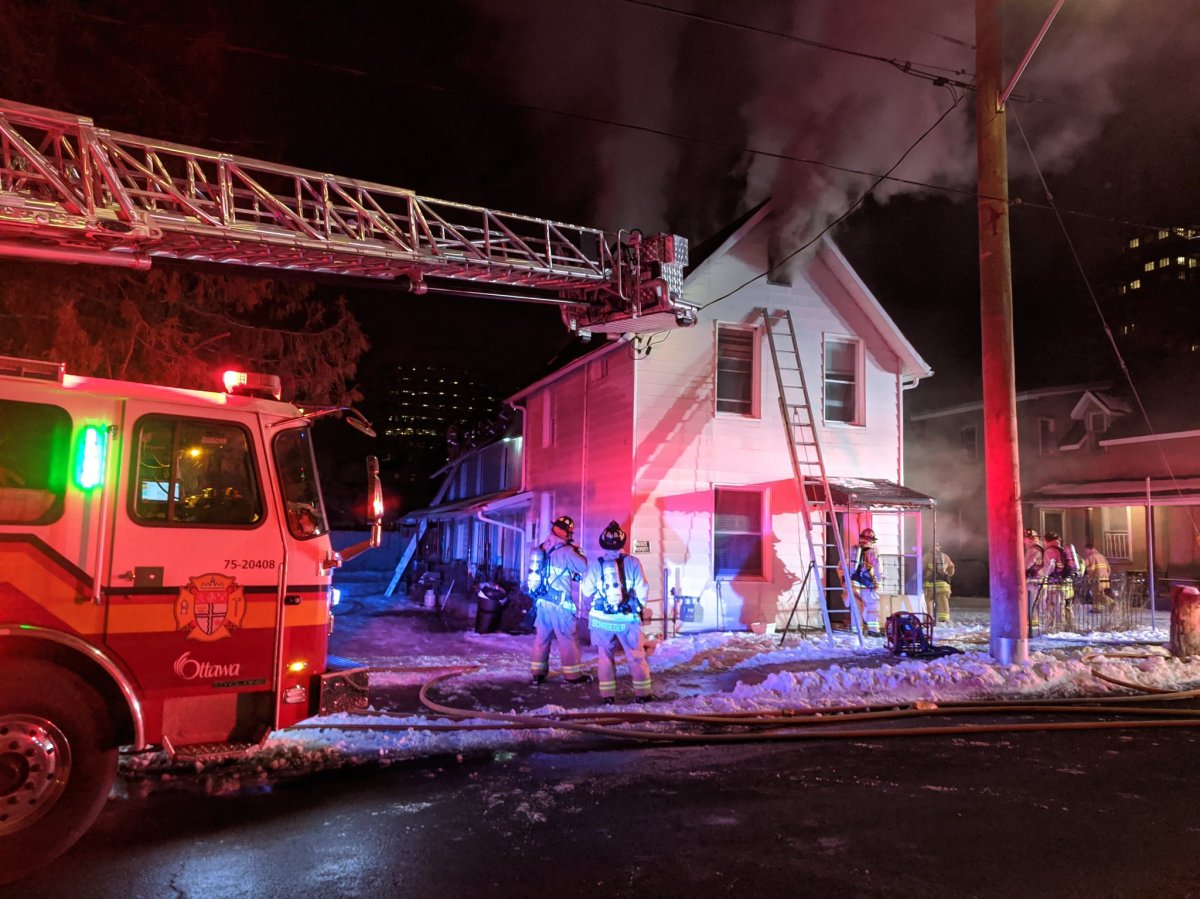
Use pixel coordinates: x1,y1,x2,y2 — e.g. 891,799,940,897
284,594,302,606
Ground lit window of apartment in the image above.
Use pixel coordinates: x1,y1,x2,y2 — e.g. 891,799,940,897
1128,238,1140,249
1159,229,1170,239
1180,271,1188,281
715,325,757,416
1143,261,1155,273
1038,417,1055,455
1190,258,1198,269
713,488,765,579
1177,256,1186,265
1160,257,1170,268
823,336,862,425
1130,279,1141,290
1119,285,1127,296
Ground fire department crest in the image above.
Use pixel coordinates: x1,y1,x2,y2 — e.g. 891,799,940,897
174,573,247,643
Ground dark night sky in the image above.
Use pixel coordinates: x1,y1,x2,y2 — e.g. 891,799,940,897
6,0,1200,407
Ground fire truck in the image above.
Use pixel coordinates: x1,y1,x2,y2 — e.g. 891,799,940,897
0,98,691,879
0,357,384,878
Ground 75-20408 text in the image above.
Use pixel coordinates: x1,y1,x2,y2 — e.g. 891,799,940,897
224,559,277,570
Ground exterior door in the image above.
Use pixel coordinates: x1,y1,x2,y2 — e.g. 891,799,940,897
105,401,283,740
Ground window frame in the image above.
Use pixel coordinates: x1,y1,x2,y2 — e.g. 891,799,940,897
822,334,864,426
713,486,767,580
272,426,330,540
127,413,265,529
1038,417,1056,456
715,323,760,418
960,425,978,462
0,398,71,526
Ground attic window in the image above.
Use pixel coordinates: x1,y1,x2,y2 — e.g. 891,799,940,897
1038,418,1055,455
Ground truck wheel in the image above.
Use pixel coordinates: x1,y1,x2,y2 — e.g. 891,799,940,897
0,661,118,885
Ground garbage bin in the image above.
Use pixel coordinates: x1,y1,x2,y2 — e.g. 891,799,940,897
474,583,508,633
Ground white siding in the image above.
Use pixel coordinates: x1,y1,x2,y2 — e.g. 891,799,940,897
634,233,904,631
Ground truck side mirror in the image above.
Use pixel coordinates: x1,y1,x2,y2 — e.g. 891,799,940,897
333,455,384,565
366,455,383,527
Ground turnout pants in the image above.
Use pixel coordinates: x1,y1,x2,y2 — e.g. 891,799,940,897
852,584,880,632
530,599,585,681
591,618,652,699
924,582,951,623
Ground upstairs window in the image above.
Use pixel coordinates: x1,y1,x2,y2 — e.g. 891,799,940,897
961,425,978,462
1088,411,1108,451
1038,418,1056,455
714,488,764,579
823,336,861,425
716,325,757,416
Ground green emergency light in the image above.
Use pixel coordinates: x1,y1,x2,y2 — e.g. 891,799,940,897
74,424,109,490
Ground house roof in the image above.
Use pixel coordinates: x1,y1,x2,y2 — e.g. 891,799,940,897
812,239,933,382
809,477,936,510
1026,477,1200,508
405,488,532,521
684,198,771,280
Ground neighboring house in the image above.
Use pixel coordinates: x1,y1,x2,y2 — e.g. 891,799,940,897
907,382,1200,596
410,204,935,632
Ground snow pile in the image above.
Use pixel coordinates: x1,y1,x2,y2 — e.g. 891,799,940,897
118,579,1199,792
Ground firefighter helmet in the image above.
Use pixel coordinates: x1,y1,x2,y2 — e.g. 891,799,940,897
1043,531,1061,544
551,515,575,540
859,528,877,544
1024,528,1040,540
599,520,627,551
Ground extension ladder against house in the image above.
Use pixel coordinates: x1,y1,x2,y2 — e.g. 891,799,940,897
760,308,863,645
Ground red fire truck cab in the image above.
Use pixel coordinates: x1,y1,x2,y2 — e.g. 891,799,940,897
0,356,380,878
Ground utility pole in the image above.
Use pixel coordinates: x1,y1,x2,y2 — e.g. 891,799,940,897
976,0,1028,665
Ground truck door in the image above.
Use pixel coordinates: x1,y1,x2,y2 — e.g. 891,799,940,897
105,404,282,745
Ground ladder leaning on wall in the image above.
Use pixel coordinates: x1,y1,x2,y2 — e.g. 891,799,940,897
760,308,863,646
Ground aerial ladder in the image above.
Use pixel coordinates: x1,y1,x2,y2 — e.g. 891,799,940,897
0,98,693,336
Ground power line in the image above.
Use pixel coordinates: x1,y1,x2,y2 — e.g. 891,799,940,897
73,5,1170,239
1012,108,1199,539
700,88,968,310
617,0,980,92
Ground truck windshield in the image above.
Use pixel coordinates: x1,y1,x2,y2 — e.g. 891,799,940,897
273,427,329,539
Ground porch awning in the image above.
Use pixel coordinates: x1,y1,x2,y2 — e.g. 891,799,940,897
1026,477,1200,508
404,489,532,521
806,477,936,510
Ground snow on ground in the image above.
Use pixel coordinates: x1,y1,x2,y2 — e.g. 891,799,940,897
119,573,1199,794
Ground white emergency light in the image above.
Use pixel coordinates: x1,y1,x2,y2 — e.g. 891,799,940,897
222,369,282,400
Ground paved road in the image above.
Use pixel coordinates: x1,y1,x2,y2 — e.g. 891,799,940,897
9,712,1200,899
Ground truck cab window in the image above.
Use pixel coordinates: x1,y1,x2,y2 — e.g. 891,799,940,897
273,427,329,539
0,399,70,524
131,416,263,526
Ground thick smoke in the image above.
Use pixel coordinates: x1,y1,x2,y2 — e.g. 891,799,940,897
472,0,1163,251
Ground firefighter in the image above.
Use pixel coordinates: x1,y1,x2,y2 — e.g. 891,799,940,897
1042,532,1076,631
922,543,956,625
527,515,591,685
1083,542,1114,608
581,520,653,704
1023,528,1045,631
849,528,881,634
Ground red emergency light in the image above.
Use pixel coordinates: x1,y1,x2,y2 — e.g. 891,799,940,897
222,369,282,400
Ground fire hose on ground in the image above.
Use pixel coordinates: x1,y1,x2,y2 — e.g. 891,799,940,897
284,660,1200,745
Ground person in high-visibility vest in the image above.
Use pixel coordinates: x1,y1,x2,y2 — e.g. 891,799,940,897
527,515,591,685
1024,528,1045,631
923,543,956,625
581,521,653,704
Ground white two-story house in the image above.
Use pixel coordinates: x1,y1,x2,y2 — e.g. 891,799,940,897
413,203,934,632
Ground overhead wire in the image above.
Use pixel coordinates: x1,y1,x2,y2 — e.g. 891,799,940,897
1012,109,1200,542
699,87,967,310
75,6,1174,241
